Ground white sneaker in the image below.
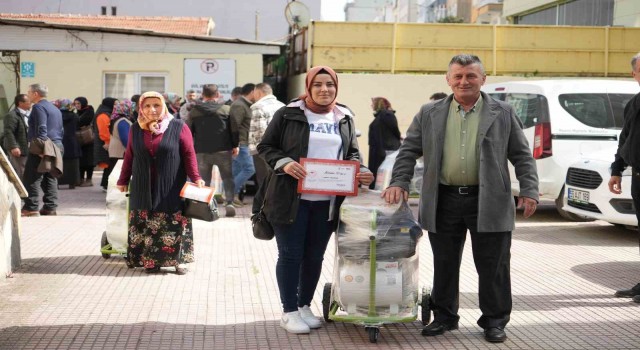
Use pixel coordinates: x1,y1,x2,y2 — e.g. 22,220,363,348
280,311,310,334
298,305,322,329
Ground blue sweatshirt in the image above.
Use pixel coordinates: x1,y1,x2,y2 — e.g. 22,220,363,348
28,100,64,142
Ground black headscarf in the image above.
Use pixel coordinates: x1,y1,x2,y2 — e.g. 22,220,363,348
74,96,89,110
95,97,118,117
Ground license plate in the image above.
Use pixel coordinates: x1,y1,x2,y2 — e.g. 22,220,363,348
568,188,589,204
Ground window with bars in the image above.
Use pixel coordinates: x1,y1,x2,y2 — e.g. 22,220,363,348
104,72,168,100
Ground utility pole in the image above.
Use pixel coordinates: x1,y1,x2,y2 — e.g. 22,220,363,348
255,11,259,41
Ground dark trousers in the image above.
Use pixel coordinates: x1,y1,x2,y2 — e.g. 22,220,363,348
430,187,512,329
100,158,118,189
23,153,59,211
197,151,234,205
273,200,333,312
630,173,640,253
8,154,27,181
80,166,94,180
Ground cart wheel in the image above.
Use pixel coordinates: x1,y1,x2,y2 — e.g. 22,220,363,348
322,283,333,322
421,290,432,326
366,327,379,343
100,231,110,259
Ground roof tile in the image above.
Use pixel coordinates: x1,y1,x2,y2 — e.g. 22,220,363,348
0,13,214,36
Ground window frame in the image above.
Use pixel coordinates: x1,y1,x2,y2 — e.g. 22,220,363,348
103,72,169,100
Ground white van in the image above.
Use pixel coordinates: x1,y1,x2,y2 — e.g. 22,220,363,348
482,80,638,220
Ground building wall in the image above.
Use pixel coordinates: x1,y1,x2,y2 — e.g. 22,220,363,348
17,51,263,107
0,0,321,42
502,0,556,17
614,0,640,27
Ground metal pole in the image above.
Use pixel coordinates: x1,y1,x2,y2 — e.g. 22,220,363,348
255,11,259,41
604,26,609,77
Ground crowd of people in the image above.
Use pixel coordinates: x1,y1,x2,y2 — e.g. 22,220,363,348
3,51,639,343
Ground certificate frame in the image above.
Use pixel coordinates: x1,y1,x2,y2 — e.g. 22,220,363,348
297,158,360,196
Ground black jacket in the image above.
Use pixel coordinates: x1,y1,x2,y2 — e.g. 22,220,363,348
256,102,369,228
611,92,640,175
230,97,252,145
61,110,82,159
368,109,401,180
187,100,239,153
2,108,28,155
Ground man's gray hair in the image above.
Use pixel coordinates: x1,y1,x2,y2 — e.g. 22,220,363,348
29,83,48,97
186,89,196,94
631,52,640,70
448,54,486,75
255,82,272,95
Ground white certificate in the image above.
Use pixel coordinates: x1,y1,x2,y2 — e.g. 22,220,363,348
297,158,360,196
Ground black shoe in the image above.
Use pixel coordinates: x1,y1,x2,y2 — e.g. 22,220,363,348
484,327,507,343
633,295,640,303
614,283,640,297
144,267,161,274
421,321,458,336
39,209,57,216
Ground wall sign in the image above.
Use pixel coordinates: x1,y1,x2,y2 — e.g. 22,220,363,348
20,62,35,78
184,59,236,101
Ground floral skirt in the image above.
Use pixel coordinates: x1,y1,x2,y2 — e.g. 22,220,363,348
127,209,194,269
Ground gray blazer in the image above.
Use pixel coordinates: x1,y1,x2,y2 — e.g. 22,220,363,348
390,92,539,232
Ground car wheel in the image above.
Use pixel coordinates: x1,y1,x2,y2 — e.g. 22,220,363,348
555,188,595,222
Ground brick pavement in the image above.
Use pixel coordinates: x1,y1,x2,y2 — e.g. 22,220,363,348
0,178,639,349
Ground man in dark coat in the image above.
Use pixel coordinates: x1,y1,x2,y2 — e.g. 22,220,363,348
22,83,64,217
608,52,640,304
3,93,31,179
186,84,239,217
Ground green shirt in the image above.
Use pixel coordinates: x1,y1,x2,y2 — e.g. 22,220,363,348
440,96,483,186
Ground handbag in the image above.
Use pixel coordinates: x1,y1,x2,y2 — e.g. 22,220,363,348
251,207,274,240
183,198,220,222
251,174,274,240
76,125,94,145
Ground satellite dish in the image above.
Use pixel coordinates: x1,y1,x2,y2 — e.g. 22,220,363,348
285,1,311,32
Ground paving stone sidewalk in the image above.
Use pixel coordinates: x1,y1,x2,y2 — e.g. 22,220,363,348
0,180,639,349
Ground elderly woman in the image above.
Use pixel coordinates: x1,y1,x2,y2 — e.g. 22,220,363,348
108,99,133,165
56,99,81,189
116,92,204,275
163,92,182,119
257,66,374,334
74,97,95,187
94,97,118,191
368,96,401,188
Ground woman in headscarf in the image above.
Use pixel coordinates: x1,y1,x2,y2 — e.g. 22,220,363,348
163,92,182,119
367,96,401,189
108,99,133,167
93,97,118,191
116,91,204,275
56,99,82,189
257,66,374,334
74,97,95,187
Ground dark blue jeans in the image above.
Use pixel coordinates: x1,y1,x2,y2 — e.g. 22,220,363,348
274,200,333,313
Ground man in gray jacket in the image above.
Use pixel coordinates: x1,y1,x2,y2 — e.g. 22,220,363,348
383,54,538,343
3,93,31,179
